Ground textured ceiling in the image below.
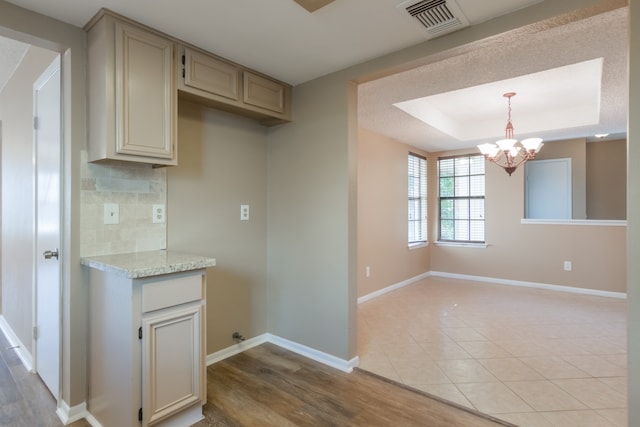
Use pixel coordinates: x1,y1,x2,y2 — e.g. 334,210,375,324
358,6,628,152
0,35,28,93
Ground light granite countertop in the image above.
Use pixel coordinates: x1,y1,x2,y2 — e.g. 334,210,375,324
81,250,216,279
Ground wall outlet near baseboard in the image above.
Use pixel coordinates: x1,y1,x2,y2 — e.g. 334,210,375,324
563,261,572,271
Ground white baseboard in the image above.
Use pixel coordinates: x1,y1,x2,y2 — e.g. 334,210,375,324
84,413,102,427
0,315,33,371
357,271,430,304
430,271,627,299
57,400,89,425
267,333,359,373
207,333,359,373
206,334,269,366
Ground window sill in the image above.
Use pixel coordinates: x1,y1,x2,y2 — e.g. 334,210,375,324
521,219,627,226
435,241,488,248
408,242,428,250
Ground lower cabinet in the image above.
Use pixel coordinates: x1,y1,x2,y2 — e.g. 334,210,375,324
142,302,204,426
87,269,206,427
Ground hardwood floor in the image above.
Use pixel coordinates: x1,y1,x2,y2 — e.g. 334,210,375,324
1,330,513,426
197,343,514,427
0,330,89,427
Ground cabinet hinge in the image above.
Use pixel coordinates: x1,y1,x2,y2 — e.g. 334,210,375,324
182,55,185,78
138,327,142,340
33,326,39,340
182,54,185,65
138,407,142,421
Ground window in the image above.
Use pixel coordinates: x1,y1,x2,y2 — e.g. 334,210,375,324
408,153,427,245
438,155,485,242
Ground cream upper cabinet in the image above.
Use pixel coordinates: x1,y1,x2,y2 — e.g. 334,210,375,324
182,47,240,102
243,71,286,114
178,46,292,126
85,8,291,163
86,11,177,166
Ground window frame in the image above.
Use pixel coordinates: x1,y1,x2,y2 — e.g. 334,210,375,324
408,152,427,247
437,154,485,244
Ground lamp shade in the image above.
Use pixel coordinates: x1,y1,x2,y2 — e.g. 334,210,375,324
521,138,543,151
496,139,517,151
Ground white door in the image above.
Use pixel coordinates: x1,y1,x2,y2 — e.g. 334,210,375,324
34,56,61,399
525,158,572,219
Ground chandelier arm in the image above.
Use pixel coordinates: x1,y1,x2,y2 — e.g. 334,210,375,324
487,150,534,173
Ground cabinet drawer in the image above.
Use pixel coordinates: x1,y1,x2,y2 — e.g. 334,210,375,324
141,273,202,313
183,48,240,101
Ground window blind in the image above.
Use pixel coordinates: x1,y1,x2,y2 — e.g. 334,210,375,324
408,153,427,244
438,155,485,242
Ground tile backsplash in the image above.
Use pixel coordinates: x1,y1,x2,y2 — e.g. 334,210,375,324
80,150,167,256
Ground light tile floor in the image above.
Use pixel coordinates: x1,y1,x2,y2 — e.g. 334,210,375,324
358,277,627,427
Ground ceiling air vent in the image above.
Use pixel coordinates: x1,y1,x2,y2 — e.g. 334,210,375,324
398,0,469,39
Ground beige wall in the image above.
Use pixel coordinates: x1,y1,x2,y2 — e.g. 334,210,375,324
587,139,626,219
357,128,430,297
428,149,626,293
0,45,57,352
167,100,268,353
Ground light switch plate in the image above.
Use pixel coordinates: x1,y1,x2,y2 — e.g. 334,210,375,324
104,203,119,225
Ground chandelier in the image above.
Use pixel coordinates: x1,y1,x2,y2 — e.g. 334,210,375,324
477,92,543,176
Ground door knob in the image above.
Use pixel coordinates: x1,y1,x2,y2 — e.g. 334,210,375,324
43,249,59,260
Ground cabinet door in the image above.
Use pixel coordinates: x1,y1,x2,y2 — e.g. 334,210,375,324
141,302,205,426
243,71,286,114
115,21,176,159
183,48,240,101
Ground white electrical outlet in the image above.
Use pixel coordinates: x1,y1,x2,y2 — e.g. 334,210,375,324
153,204,166,224
240,204,249,221
365,266,371,278
103,203,119,225
563,261,572,271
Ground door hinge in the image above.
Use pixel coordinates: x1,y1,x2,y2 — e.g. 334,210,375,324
33,326,39,340
138,327,142,340
33,116,38,130
138,407,142,421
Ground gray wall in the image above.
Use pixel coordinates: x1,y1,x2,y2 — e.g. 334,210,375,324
0,0,87,408
167,100,269,353
0,45,57,353
266,74,358,360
